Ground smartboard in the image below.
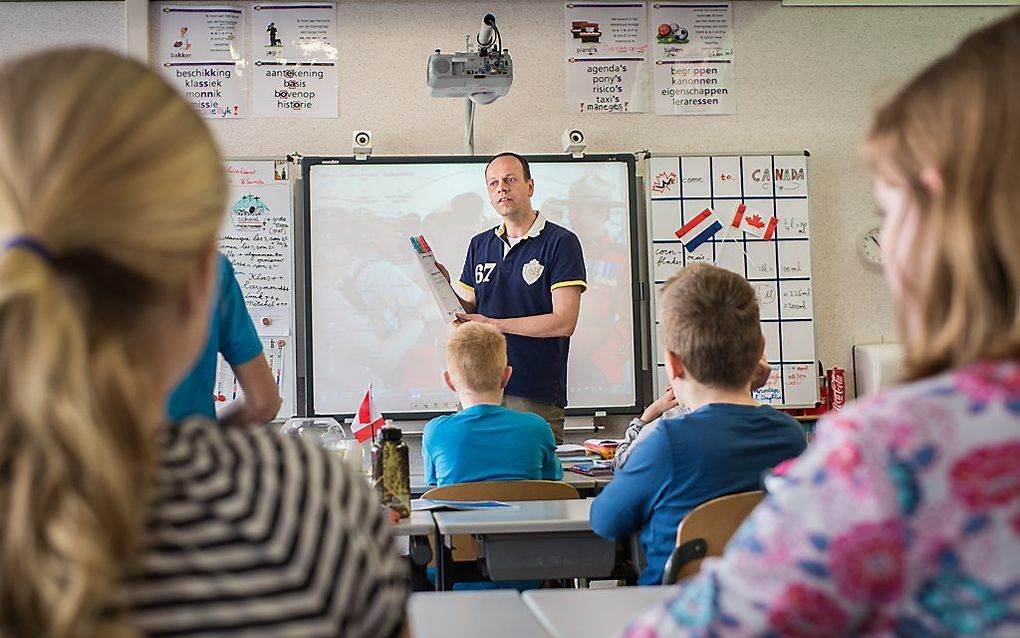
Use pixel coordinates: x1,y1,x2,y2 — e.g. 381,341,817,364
647,153,818,407
304,155,641,417
215,159,298,419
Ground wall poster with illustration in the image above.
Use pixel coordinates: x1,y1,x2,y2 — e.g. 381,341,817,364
647,152,817,407
215,159,297,418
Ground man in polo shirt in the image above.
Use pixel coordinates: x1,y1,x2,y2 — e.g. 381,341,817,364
438,152,587,443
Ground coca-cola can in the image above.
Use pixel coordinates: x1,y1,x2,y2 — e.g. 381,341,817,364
828,367,845,411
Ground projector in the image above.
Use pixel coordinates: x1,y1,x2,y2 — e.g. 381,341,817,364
427,50,513,104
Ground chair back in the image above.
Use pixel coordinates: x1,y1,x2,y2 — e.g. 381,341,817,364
662,490,764,584
423,480,579,562
423,479,580,502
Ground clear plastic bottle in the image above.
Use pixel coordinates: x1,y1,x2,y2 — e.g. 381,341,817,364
371,426,411,518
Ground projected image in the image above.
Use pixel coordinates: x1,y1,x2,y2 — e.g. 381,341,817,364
309,159,635,415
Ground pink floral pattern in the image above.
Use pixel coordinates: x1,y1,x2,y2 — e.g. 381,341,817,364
767,584,848,638
620,361,1020,638
829,520,906,602
951,443,1020,508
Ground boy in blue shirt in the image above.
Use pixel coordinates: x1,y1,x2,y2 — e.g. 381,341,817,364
422,322,563,486
590,263,806,585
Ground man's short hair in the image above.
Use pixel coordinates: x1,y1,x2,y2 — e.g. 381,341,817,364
485,152,531,181
445,323,508,393
660,263,762,390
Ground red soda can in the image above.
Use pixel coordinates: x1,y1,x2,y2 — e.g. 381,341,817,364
827,367,845,411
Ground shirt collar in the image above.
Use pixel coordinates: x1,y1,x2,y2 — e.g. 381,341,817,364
494,212,546,240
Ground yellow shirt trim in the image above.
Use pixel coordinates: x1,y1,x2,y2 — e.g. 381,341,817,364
550,280,588,292
456,280,475,292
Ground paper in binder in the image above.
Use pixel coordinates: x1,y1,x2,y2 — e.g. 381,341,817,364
409,234,464,323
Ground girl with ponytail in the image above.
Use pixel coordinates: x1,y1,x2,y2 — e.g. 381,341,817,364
0,49,406,638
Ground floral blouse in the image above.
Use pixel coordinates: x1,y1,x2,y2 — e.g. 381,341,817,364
622,360,1020,637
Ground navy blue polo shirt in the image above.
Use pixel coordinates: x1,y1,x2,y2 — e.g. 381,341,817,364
458,214,586,407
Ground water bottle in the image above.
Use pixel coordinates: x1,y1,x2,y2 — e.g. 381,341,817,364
280,417,362,473
371,426,411,518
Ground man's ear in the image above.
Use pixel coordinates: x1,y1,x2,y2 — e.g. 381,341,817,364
527,179,535,197
664,350,686,382
443,370,458,393
501,365,513,389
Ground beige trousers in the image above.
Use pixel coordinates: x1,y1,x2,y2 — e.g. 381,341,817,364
502,395,566,444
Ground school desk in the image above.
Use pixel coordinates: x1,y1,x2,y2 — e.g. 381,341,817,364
522,586,678,638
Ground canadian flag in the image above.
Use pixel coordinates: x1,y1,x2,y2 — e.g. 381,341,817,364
730,203,777,240
351,385,385,443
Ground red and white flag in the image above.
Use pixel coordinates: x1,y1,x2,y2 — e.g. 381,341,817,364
351,385,385,443
730,203,777,240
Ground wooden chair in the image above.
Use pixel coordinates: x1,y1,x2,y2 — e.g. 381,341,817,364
424,480,580,564
423,479,580,503
661,490,765,585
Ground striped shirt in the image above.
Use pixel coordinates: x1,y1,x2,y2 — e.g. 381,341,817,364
125,419,407,637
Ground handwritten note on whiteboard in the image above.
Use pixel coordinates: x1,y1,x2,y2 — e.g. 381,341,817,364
220,160,293,336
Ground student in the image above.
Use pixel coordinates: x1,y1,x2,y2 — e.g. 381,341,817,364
589,263,806,586
0,49,406,637
423,322,563,486
615,360,773,470
167,251,283,425
622,13,1020,637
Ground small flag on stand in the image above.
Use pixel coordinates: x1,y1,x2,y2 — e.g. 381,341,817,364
730,203,777,240
675,208,723,251
351,385,385,443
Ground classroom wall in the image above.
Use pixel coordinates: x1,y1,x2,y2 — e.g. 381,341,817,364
5,1,1011,399
0,2,128,60
162,0,1008,396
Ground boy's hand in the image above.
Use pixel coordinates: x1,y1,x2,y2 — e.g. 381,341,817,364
641,384,679,423
751,358,773,390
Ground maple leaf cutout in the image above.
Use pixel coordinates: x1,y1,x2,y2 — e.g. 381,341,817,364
745,213,766,229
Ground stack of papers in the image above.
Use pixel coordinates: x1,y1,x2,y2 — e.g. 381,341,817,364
555,443,588,457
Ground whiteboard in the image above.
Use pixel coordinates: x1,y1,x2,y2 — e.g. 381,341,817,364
304,155,641,417
215,159,298,419
647,153,818,408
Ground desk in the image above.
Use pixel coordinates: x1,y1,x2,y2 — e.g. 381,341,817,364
392,511,435,537
523,586,678,638
391,511,435,590
432,499,616,590
408,590,551,638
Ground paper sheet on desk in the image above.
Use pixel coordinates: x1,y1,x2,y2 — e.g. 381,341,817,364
409,234,463,323
411,499,515,512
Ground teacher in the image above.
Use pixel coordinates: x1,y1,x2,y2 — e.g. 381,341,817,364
440,152,587,443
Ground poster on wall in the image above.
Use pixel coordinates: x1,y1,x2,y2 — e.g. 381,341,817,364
647,153,816,407
251,3,339,118
216,160,297,418
651,2,735,115
564,2,649,113
159,5,246,119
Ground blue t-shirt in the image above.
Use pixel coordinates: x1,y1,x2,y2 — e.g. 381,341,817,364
422,404,564,486
458,215,586,407
589,403,807,585
167,254,263,421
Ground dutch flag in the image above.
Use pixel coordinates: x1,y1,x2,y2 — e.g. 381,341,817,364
675,208,723,251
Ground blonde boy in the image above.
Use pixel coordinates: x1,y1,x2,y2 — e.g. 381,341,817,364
422,323,563,486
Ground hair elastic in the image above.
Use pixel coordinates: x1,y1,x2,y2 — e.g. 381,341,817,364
4,236,53,263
